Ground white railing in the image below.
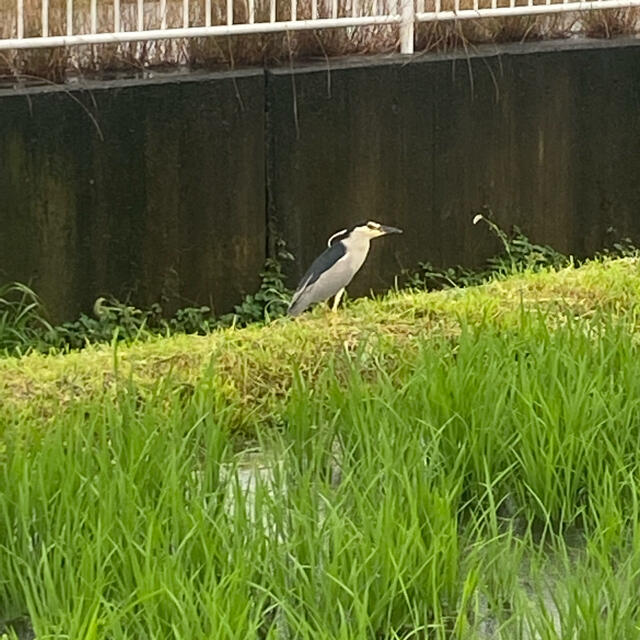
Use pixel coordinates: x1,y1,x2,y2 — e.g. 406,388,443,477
1,0,639,54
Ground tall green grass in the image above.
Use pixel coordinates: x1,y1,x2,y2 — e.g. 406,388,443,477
3,311,640,638
0,283,53,356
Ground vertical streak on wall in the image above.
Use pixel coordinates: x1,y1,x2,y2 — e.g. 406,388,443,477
264,69,277,263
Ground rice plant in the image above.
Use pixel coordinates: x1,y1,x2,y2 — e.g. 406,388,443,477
0,282,52,355
3,292,640,637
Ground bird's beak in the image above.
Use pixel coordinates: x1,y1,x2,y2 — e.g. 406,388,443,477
380,225,403,235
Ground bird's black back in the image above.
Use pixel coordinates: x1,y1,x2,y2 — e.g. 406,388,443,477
294,240,347,292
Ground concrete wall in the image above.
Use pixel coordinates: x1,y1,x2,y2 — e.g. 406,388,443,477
0,71,265,320
270,39,640,294
2,38,640,321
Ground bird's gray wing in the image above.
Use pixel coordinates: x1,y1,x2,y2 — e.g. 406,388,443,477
288,241,347,316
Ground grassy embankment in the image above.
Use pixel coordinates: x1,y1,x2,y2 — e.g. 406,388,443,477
2,256,640,638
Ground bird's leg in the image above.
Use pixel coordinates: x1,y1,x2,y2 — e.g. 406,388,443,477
331,288,346,312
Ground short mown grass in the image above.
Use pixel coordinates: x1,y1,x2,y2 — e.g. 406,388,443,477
2,257,640,638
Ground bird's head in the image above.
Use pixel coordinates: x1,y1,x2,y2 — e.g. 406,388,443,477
327,220,403,246
353,220,403,239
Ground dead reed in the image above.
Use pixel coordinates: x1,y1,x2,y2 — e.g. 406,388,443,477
0,0,638,81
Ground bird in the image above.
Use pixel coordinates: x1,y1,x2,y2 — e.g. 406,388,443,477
287,220,403,317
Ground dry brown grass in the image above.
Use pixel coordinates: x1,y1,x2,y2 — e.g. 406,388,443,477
0,0,400,78
0,0,639,80
581,6,640,36
414,0,579,52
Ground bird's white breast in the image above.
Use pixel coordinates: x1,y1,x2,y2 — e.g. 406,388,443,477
341,235,371,277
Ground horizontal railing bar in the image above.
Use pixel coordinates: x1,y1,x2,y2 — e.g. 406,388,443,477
0,14,404,50
416,0,640,20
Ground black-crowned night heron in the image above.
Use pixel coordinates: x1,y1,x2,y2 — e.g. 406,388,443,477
287,220,403,317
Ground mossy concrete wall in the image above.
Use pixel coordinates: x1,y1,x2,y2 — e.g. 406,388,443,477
0,71,265,321
270,39,640,294
2,38,640,321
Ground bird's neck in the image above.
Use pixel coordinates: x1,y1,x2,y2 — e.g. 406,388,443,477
343,234,370,253
342,234,371,272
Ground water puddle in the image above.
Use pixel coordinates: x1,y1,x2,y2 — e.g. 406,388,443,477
0,617,34,640
223,451,569,640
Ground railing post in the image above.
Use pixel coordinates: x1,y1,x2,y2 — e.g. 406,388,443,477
400,0,414,53
42,0,49,36
16,0,24,38
66,0,73,35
